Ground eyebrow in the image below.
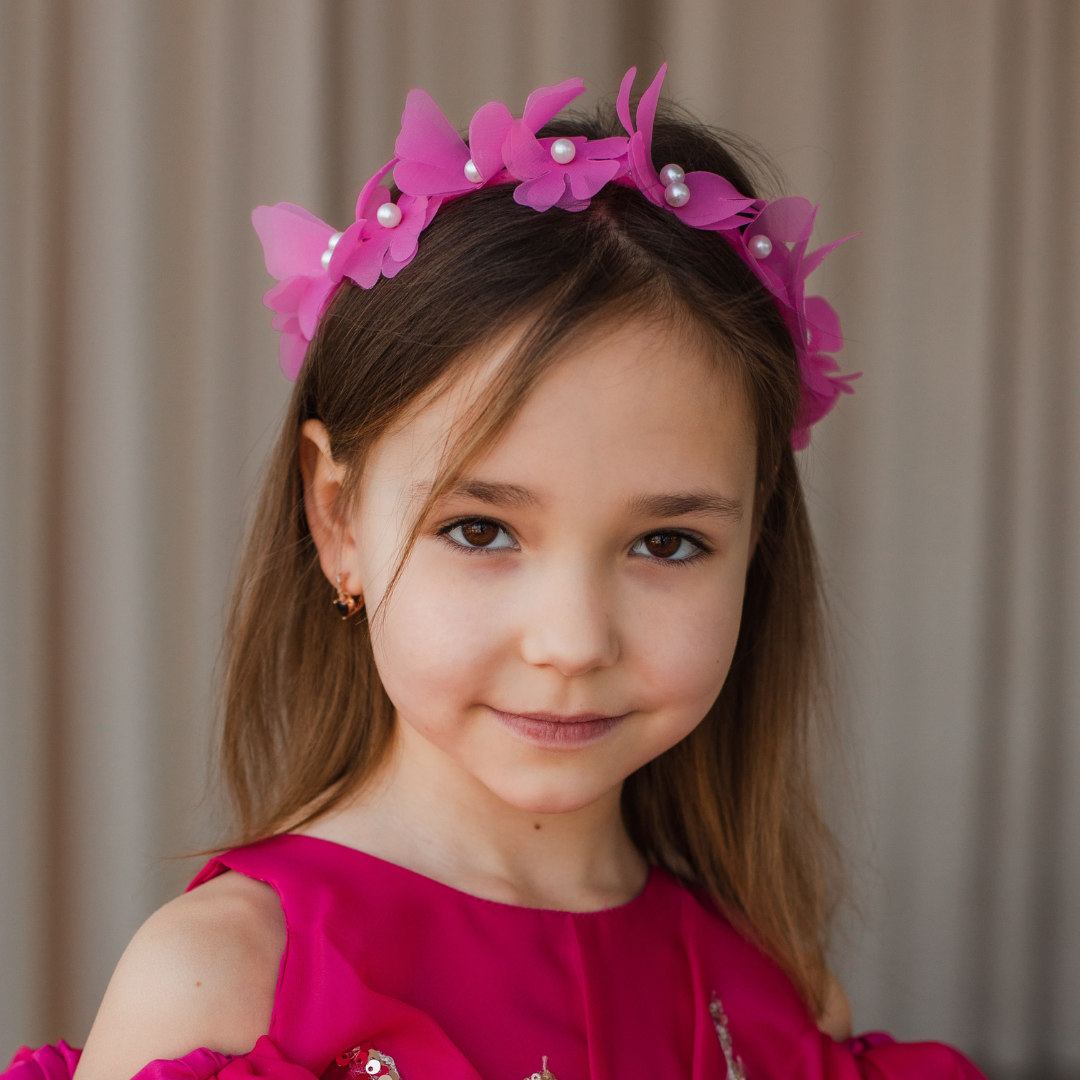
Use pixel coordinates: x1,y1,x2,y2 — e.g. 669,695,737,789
421,480,742,522
628,490,744,523
419,479,540,509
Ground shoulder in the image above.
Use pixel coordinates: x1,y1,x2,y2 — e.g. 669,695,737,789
73,869,286,1080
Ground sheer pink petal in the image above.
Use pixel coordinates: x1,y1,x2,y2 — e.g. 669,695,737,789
297,276,334,340
394,160,471,197
341,232,393,289
514,171,569,212
672,172,758,227
251,204,334,281
583,136,630,160
804,296,844,353
422,195,444,228
262,275,308,316
554,188,592,212
633,64,667,171
568,158,622,200
521,78,585,133
468,101,513,179
381,248,421,278
389,229,420,263
627,133,662,203
326,220,365,281
616,67,637,135
279,325,309,382
790,425,812,452
504,123,549,180
397,195,428,228
394,89,468,170
358,183,395,224
745,261,792,305
800,233,858,279
354,160,397,220
753,197,815,242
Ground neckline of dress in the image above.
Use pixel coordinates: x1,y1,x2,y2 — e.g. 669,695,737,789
277,831,661,917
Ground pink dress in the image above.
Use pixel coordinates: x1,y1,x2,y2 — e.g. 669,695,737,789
5,834,986,1080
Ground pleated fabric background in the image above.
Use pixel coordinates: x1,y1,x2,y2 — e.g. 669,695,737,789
0,2,1077,1077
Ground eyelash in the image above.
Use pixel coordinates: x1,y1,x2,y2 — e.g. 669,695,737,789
436,517,713,565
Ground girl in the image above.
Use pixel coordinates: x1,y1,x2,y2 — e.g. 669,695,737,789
8,67,985,1080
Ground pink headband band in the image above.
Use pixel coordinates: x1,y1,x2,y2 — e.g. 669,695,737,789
252,64,857,449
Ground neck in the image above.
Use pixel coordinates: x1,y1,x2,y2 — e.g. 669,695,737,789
301,717,648,912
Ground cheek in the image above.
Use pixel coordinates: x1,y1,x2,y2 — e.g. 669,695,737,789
622,565,746,722
368,556,510,721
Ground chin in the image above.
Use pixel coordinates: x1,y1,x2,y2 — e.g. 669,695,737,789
483,774,614,816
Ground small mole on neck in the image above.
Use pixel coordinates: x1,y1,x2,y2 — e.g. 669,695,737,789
533,823,541,830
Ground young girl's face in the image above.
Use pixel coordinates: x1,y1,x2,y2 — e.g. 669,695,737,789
328,317,758,815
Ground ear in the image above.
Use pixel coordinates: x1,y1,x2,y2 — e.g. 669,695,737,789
299,419,363,598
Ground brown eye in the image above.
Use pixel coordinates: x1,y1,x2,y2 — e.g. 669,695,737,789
645,533,682,558
460,521,499,546
631,532,701,561
443,519,517,551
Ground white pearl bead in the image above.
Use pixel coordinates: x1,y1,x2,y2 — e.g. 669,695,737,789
659,163,685,186
748,234,773,259
376,202,402,228
664,181,690,207
549,138,577,164
320,231,343,271
463,158,482,184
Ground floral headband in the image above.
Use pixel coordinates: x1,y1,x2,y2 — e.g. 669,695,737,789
253,64,857,449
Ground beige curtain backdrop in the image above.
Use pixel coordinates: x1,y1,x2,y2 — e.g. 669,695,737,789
1,1,1077,1077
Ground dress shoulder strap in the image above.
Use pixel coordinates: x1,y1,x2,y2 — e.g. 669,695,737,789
187,834,353,1069
187,833,323,905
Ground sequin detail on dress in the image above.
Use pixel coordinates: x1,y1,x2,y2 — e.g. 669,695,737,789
522,1055,558,1080
710,994,747,1080
324,1044,401,1080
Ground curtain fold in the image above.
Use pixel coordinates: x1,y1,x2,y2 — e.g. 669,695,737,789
0,2,1076,1077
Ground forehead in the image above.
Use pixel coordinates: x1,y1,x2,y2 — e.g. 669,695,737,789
362,315,756,502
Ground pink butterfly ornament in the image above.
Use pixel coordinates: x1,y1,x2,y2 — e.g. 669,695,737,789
502,78,628,212
394,91,512,198
616,65,758,229
252,202,349,380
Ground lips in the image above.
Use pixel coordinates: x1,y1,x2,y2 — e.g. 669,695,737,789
487,707,629,749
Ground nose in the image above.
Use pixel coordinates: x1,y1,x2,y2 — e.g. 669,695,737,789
518,558,620,676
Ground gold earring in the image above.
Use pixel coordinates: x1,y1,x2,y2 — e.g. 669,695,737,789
332,575,363,620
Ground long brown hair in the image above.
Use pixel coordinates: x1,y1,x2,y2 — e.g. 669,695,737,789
221,103,838,1013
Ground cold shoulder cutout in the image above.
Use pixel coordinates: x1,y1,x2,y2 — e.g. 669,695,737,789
6,834,987,1080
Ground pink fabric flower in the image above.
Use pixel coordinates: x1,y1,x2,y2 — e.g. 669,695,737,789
502,79,628,212
251,203,348,380
726,196,859,447
338,163,440,289
251,65,858,447
393,90,512,197
616,65,759,230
